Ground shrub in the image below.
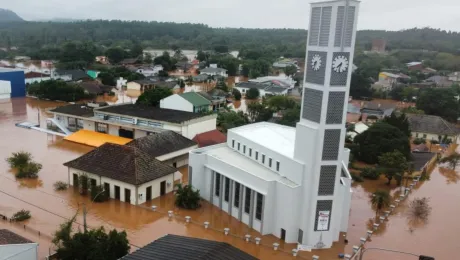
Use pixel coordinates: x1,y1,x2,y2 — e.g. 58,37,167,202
412,138,425,145
6,151,32,168
351,173,364,182
54,181,69,191
360,168,381,180
429,140,439,145
407,197,432,222
11,210,31,222
91,185,108,202
246,88,260,100
175,184,201,209
16,162,42,179
232,88,241,101
78,174,90,195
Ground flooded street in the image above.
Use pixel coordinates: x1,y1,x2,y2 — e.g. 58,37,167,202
1,97,459,259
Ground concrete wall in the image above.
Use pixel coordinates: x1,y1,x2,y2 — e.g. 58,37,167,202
127,82,141,91
160,94,193,112
227,130,304,185
25,77,51,85
137,172,179,204
0,70,25,98
0,80,11,100
0,243,38,260
182,117,217,139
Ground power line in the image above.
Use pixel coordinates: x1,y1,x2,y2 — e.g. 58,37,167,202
0,189,141,249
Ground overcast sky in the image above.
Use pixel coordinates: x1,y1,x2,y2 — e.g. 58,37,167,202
2,0,460,31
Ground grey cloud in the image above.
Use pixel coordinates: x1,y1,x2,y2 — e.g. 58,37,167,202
1,0,459,31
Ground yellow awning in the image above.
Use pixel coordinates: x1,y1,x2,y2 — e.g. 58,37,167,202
64,130,132,147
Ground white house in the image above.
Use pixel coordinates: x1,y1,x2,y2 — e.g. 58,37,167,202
24,72,51,85
49,103,217,140
200,64,228,77
0,229,38,260
160,92,211,113
188,0,359,248
0,80,11,100
136,65,164,77
64,143,181,205
249,75,296,89
234,82,288,97
407,114,460,142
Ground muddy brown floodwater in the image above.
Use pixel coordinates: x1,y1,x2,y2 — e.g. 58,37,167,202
1,97,459,260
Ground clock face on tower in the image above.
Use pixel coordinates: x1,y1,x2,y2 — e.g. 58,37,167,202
311,54,322,71
332,55,349,73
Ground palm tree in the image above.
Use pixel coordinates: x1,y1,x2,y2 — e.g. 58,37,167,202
174,184,201,209
371,190,391,215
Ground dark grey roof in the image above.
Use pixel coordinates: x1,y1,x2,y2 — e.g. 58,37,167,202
207,88,228,97
200,67,227,73
126,130,197,158
121,58,138,64
407,114,460,136
235,82,287,94
411,152,434,171
0,229,33,245
193,74,209,82
133,79,155,85
79,81,113,94
154,81,179,89
55,70,89,81
64,143,177,185
196,92,213,102
96,104,206,124
49,104,95,117
265,86,288,93
121,234,258,260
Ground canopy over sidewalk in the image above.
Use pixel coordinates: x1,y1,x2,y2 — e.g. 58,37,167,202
64,129,132,147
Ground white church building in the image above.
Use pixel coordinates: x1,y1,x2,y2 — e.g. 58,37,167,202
188,0,359,249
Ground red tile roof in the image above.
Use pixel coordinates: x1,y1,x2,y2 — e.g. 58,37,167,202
24,72,49,79
193,130,227,148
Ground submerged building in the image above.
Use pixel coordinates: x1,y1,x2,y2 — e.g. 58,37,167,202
188,0,359,248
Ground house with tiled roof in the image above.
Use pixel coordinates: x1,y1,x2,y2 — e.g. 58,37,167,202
64,143,181,205
193,129,227,147
0,229,38,259
126,130,198,168
24,71,51,84
407,114,460,143
160,92,212,113
121,234,256,260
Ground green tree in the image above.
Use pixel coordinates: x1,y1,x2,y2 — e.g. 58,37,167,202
247,102,272,122
6,151,32,168
245,88,260,99
178,79,186,89
154,51,176,71
354,122,410,164
378,150,409,185
276,106,301,127
214,45,229,53
28,80,92,102
105,47,126,64
53,220,130,260
217,111,248,133
16,162,42,179
174,184,201,209
267,96,297,111
382,112,411,137
232,88,242,101
350,70,372,99
130,43,143,58
144,52,153,64
284,65,297,76
136,87,173,107
197,50,208,62
59,42,98,67
371,190,391,215
416,88,458,122
91,185,108,202
98,71,116,86
440,152,460,169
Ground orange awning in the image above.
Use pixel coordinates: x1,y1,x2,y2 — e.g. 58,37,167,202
64,130,132,147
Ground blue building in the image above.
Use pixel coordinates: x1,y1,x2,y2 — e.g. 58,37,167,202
0,68,26,98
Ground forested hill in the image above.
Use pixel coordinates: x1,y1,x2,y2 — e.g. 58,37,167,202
0,19,459,55
0,9,24,22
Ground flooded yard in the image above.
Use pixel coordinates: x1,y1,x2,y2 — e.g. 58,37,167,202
0,97,459,259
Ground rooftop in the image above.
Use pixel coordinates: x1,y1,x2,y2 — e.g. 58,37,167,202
126,130,197,158
230,122,296,158
200,67,227,73
24,71,49,78
407,114,460,136
55,69,89,81
63,143,177,185
192,129,227,147
204,144,298,187
0,229,33,245
95,104,209,124
49,104,96,117
121,234,257,260
180,92,211,106
0,67,23,73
